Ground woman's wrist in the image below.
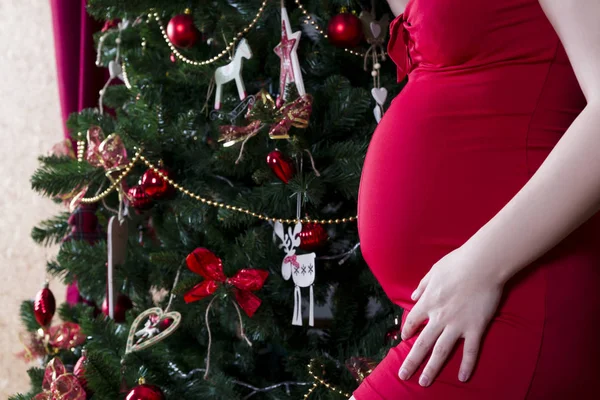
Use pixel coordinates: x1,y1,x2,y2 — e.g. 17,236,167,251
458,233,515,288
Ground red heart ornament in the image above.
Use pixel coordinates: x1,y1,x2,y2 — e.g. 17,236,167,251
266,149,294,184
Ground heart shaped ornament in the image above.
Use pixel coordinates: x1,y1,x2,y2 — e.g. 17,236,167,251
370,22,382,40
125,307,181,354
108,60,122,79
373,105,383,123
371,87,388,106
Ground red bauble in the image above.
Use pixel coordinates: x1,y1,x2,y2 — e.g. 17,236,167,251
384,318,402,345
299,223,328,251
266,149,295,184
74,353,90,393
327,12,364,48
125,383,165,400
102,293,133,323
167,14,199,48
34,283,56,327
140,168,172,199
127,185,153,211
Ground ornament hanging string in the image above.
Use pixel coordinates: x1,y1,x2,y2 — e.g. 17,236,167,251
203,295,253,380
97,20,132,115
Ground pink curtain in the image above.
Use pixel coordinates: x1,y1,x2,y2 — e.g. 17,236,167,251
50,1,107,305
49,0,107,139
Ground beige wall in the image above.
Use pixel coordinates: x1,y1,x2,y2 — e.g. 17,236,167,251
0,0,65,397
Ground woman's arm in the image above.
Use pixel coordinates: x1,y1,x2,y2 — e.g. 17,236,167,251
398,0,600,388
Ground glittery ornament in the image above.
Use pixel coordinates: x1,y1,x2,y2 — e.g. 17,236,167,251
298,222,328,251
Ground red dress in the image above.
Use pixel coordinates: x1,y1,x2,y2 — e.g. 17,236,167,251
355,0,600,398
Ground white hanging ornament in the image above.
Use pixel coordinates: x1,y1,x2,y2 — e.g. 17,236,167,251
274,221,316,326
371,87,388,123
274,4,305,103
360,8,390,123
214,38,253,109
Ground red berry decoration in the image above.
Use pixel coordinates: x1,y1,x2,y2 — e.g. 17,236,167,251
266,149,295,184
127,185,153,212
167,14,199,48
298,223,329,251
34,282,56,327
140,168,173,199
102,293,133,323
327,11,364,48
125,382,165,400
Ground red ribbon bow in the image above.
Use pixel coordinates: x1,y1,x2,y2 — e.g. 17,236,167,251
268,94,313,139
34,358,86,400
184,248,269,318
388,12,414,82
85,126,129,170
69,126,129,211
283,254,300,269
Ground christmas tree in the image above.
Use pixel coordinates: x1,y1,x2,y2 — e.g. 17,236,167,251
13,1,405,399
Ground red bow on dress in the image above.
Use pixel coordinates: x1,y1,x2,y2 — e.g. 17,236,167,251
388,12,414,82
184,248,269,318
34,358,86,400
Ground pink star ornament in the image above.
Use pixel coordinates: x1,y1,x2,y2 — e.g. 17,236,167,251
274,6,306,102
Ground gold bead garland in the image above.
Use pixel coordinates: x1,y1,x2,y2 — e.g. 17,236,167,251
294,0,374,58
79,150,141,204
75,149,357,225
151,0,269,66
304,358,352,398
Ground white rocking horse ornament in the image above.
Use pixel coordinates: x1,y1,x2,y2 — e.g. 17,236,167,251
214,38,253,110
274,221,317,326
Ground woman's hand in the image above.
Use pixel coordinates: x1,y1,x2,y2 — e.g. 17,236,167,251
398,246,504,387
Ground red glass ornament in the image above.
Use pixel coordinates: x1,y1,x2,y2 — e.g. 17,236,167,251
167,14,199,48
327,12,364,48
298,223,328,251
266,149,294,184
34,283,56,327
125,383,165,400
127,185,153,211
384,316,403,345
74,352,90,393
102,293,133,323
140,168,173,199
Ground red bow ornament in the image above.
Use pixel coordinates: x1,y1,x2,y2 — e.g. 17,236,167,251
34,357,86,400
268,94,313,139
388,12,416,82
184,248,269,317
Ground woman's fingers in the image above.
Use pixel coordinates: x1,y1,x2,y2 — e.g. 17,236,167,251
411,271,430,301
399,322,442,381
418,328,460,387
401,302,427,340
458,333,482,382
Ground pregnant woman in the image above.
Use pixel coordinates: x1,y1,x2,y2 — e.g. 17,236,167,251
353,0,600,399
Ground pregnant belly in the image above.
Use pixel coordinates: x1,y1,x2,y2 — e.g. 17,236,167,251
357,75,538,307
